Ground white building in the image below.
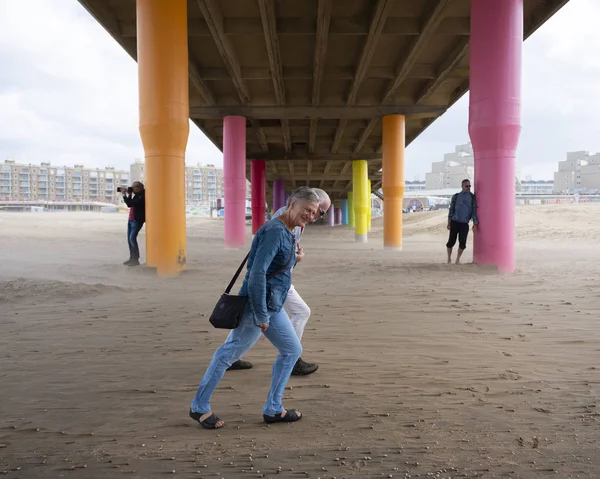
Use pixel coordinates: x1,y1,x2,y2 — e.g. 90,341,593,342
425,143,474,190
404,180,426,193
520,180,554,195
425,142,524,192
554,150,600,193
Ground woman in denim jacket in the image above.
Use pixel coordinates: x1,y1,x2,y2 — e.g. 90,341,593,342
190,187,320,429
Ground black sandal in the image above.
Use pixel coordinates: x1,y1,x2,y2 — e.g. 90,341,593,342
189,409,224,429
263,409,302,424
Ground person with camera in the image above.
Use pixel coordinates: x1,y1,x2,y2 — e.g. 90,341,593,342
120,181,145,266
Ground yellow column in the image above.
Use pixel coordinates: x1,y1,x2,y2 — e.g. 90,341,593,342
382,115,405,250
347,192,355,228
137,0,189,276
367,179,372,231
352,160,369,243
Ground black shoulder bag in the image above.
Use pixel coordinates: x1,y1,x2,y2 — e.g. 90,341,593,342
209,245,295,330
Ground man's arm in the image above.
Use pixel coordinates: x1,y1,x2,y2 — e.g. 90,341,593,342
471,194,479,225
123,193,144,207
448,194,457,221
122,194,133,207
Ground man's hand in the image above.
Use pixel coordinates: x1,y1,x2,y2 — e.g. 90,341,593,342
472,224,478,232
257,322,269,332
295,246,305,263
447,221,451,230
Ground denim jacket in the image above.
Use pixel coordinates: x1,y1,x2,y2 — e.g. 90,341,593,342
448,191,479,225
238,218,296,326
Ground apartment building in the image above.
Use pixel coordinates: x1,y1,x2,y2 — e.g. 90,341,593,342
520,178,554,195
554,150,600,193
129,160,225,204
425,143,475,190
2,159,246,206
1,159,128,203
404,180,426,193
424,142,523,192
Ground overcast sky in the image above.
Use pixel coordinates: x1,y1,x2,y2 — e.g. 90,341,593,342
1,0,598,181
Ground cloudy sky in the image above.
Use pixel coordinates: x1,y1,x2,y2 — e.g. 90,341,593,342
1,0,598,181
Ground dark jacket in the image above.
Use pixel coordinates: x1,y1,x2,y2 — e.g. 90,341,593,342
123,190,146,223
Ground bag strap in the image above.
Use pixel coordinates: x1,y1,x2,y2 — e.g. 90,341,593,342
224,253,249,294
224,238,295,294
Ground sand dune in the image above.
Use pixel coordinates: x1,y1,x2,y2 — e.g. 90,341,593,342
0,205,599,478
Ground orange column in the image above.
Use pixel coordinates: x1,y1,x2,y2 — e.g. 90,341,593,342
382,115,405,250
137,0,189,276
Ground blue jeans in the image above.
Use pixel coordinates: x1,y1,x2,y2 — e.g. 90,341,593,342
127,220,143,260
191,306,302,416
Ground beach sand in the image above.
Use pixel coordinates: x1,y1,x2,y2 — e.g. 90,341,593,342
0,205,599,478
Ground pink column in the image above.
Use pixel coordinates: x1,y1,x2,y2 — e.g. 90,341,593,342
223,116,246,248
328,205,335,227
251,160,266,235
469,0,522,274
273,179,285,212
336,207,342,225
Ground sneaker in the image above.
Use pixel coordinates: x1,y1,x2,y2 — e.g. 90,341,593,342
123,259,133,265
127,259,140,266
291,357,318,376
227,359,253,371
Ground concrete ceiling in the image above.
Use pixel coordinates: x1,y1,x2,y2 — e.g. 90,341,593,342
77,0,570,201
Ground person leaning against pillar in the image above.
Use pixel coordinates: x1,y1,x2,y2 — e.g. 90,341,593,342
446,179,478,265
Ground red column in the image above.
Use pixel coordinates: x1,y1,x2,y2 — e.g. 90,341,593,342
223,116,246,248
251,160,266,234
469,0,522,273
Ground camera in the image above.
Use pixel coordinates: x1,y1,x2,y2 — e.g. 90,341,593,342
117,186,134,194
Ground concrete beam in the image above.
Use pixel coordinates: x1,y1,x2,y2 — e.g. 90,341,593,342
309,0,332,154
195,0,268,150
192,64,469,81
253,121,269,152
196,0,248,103
382,0,454,104
257,0,291,152
189,105,446,119
347,0,392,105
188,61,216,105
78,1,136,63
354,119,379,154
415,38,469,104
335,0,392,157
266,173,379,182
331,120,346,154
247,152,383,161
118,17,470,38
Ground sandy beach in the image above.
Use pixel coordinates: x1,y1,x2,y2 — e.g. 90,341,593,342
1,204,599,478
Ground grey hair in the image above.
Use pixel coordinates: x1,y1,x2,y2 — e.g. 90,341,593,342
311,188,331,207
287,186,319,207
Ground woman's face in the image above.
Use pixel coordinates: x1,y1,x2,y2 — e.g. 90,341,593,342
288,200,319,228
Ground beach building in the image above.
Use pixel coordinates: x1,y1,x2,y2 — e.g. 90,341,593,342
553,151,600,193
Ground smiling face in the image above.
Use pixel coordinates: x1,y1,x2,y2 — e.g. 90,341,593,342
287,199,319,228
